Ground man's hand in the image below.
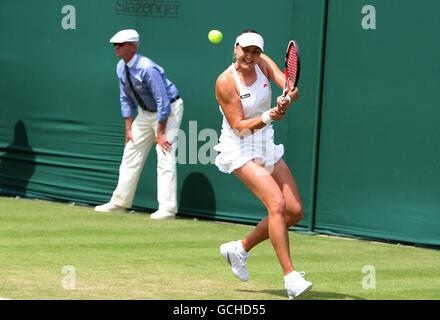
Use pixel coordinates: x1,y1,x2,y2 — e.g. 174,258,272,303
156,119,171,153
125,117,135,145
125,129,135,144
156,132,171,153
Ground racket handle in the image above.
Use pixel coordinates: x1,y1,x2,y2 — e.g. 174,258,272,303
277,94,291,106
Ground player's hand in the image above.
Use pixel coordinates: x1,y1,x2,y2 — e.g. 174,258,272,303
276,94,291,112
290,87,300,102
125,129,135,145
277,87,300,112
156,132,171,153
269,107,286,121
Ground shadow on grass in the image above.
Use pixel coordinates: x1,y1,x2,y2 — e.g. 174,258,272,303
236,289,366,300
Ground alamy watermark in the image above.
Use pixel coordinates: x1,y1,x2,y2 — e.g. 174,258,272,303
61,1,181,31
361,265,376,290
171,121,277,173
362,5,377,30
61,265,76,290
61,4,375,30
61,5,76,30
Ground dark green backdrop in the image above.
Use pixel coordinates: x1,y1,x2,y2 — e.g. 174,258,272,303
1,0,439,246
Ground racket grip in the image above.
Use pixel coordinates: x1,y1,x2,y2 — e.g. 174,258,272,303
277,94,291,107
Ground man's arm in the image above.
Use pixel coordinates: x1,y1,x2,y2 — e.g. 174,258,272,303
118,77,137,144
144,66,172,152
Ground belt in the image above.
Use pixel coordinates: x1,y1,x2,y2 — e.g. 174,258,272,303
142,95,180,113
170,95,180,104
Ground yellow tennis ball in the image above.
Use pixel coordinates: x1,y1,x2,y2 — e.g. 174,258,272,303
208,30,223,44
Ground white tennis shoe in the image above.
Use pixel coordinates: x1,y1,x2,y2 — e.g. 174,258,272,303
94,202,126,213
220,240,249,282
284,271,313,300
150,210,176,220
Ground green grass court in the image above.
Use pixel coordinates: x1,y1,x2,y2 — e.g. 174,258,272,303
0,197,439,300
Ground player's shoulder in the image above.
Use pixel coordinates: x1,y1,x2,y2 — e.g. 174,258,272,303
216,68,237,100
257,56,271,78
216,67,234,86
257,57,270,69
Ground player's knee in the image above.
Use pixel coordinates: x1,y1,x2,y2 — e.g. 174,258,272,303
267,197,286,216
286,207,304,226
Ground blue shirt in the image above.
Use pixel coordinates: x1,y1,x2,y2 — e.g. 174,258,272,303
116,54,179,123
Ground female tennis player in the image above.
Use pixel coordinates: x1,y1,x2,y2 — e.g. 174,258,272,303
214,30,312,299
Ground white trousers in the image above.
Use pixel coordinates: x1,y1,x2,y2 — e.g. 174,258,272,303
110,99,184,213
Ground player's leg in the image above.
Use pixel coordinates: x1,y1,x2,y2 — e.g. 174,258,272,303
241,159,304,252
233,160,294,275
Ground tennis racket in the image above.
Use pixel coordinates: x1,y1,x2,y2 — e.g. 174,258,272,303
279,40,301,106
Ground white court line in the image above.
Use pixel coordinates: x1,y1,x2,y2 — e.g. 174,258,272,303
0,297,10,300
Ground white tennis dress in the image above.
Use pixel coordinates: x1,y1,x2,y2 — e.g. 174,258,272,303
214,64,284,174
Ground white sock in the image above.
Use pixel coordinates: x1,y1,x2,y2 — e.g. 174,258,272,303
236,240,248,254
284,271,298,282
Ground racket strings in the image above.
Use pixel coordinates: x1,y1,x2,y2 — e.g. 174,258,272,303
286,49,298,82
